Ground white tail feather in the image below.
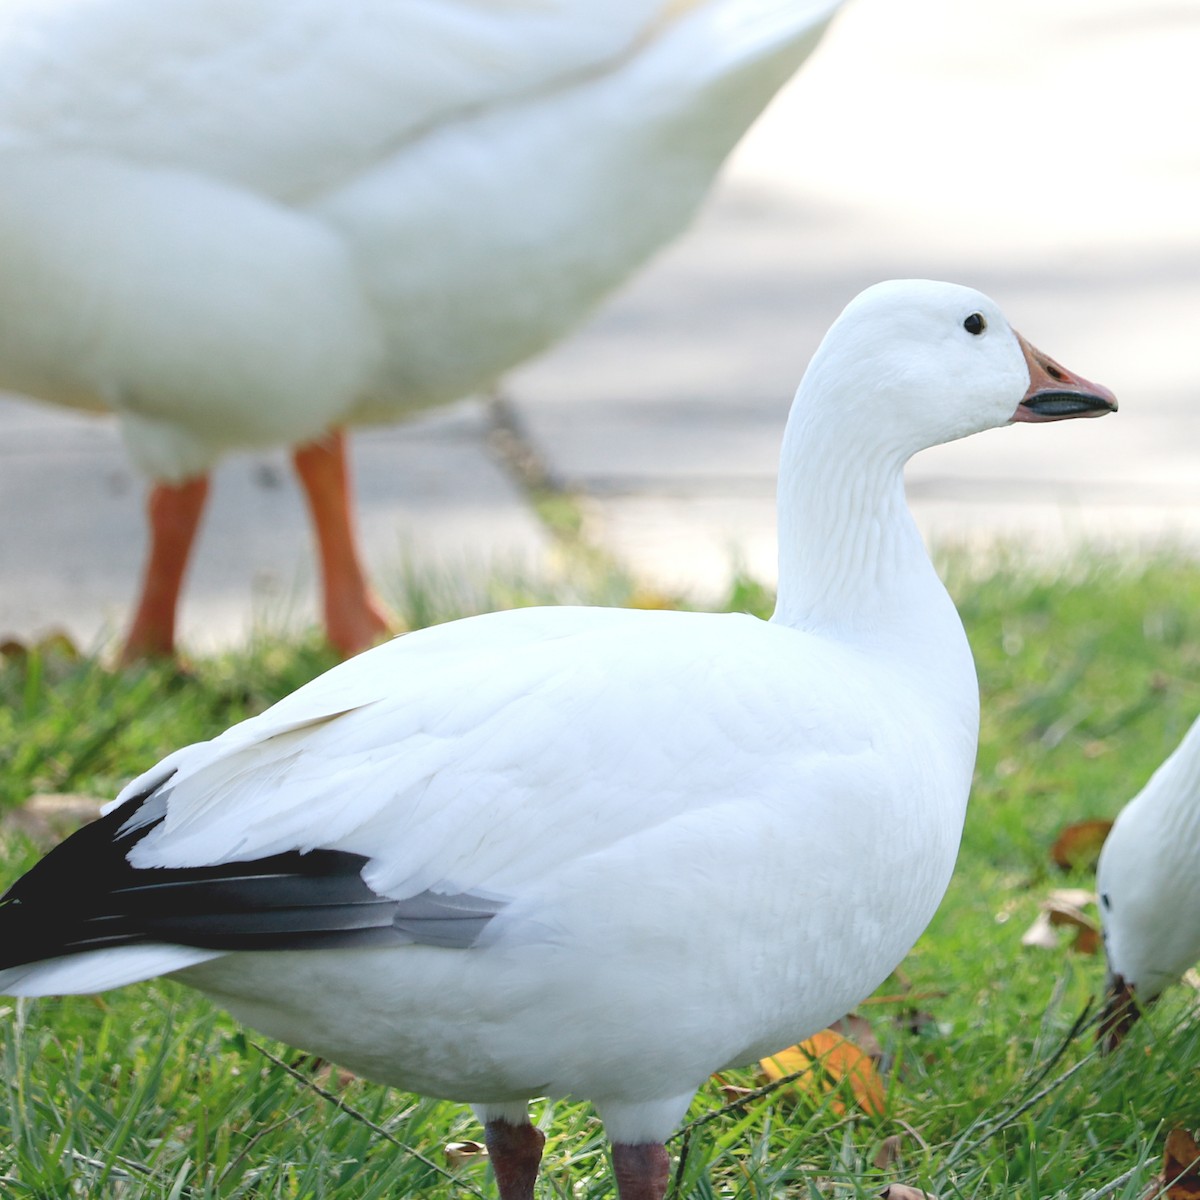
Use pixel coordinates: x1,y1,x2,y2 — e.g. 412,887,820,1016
0,945,221,997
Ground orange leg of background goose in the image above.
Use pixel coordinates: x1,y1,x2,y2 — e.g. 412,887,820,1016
120,475,210,664
292,431,390,657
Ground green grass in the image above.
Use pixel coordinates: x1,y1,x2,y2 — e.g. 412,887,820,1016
2,554,1200,1198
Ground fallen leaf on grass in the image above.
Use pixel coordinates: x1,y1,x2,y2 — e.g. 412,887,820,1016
874,1127,934,1186
445,1140,488,1166
879,1186,938,1199
1021,889,1101,955
1162,1128,1200,1199
0,630,81,662
831,1013,883,1060
761,1026,885,1116
1050,818,1114,871
318,1064,358,1090
874,1134,904,1170
1136,1128,1200,1199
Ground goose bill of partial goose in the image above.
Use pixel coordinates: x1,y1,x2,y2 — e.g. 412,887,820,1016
1098,971,1142,1051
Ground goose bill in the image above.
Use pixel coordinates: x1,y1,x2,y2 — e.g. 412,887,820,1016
1012,334,1118,423
1097,971,1141,1052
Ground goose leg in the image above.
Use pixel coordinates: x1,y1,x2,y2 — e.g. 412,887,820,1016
483,1118,545,1200
120,475,210,663
612,1143,671,1200
291,431,389,657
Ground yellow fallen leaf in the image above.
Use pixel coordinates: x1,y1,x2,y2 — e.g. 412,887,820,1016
761,1027,885,1116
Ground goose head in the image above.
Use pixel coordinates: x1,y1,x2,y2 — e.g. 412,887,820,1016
1095,823,1198,1051
792,280,1117,461
1096,717,1200,1050
773,280,1116,631
1095,844,1168,1052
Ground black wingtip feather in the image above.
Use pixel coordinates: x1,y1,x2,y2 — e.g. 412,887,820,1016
0,789,402,969
0,786,503,972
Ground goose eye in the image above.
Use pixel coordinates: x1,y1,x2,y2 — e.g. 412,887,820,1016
963,312,986,335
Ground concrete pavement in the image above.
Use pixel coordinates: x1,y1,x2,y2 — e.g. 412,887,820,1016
2,0,1198,652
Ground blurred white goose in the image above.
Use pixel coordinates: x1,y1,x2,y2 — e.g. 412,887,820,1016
0,0,843,662
1097,713,1200,1049
0,282,1116,1200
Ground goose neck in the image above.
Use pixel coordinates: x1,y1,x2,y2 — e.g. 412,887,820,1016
770,413,936,636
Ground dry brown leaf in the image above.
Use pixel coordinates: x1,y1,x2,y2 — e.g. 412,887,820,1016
317,1064,358,1090
717,1084,756,1104
445,1140,488,1167
874,1134,904,1169
1046,901,1093,927
895,1009,939,1038
831,1013,883,1061
761,1027,885,1116
1021,889,1101,955
0,630,80,662
1163,1128,1200,1198
879,1186,938,1199
1050,818,1114,870
1021,911,1059,950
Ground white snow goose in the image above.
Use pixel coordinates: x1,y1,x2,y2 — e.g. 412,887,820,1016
0,281,1116,1200
0,0,843,662
1097,713,1200,1049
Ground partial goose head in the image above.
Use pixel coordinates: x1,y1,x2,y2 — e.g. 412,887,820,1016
774,280,1116,631
1097,714,1200,1050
